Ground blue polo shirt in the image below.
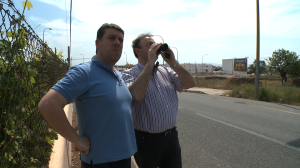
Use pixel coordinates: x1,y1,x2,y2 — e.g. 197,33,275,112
52,57,137,164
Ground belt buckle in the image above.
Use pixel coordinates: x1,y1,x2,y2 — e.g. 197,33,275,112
165,130,171,136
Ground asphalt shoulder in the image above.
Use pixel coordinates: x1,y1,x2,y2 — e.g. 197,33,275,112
182,87,231,96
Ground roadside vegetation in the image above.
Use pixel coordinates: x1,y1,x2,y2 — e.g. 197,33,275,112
1,1,68,167
230,84,300,106
194,74,300,106
194,48,300,106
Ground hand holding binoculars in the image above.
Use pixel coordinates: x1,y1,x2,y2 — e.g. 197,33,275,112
157,43,171,59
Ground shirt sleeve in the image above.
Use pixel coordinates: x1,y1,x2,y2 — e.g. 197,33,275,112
52,65,89,103
165,67,182,92
121,70,136,88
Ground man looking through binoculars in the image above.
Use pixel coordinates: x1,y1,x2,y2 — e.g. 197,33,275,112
122,33,196,168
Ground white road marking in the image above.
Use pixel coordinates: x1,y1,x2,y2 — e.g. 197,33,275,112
216,98,300,116
196,113,300,152
252,105,300,116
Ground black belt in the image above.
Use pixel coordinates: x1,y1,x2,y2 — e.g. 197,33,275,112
134,127,176,137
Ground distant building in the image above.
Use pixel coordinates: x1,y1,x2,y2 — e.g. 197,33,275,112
222,58,248,76
181,63,196,74
222,59,234,74
165,63,213,74
116,62,214,74
195,64,213,73
114,64,135,72
114,65,129,72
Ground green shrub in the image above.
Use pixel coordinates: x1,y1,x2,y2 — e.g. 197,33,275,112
230,86,242,98
228,84,300,106
269,90,280,102
1,34,67,167
257,87,270,102
243,85,255,99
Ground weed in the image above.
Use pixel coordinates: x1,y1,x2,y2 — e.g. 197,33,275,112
195,76,300,106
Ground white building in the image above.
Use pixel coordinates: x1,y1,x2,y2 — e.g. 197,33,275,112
222,59,234,74
222,58,248,76
165,63,195,74
114,65,129,72
181,63,195,74
165,63,213,74
195,64,213,73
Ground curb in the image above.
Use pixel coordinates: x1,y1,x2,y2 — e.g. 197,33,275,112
182,89,206,94
131,156,138,168
48,103,73,168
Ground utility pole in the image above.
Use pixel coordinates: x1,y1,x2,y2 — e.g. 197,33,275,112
123,52,127,69
195,62,198,85
170,46,178,61
202,54,207,76
70,0,72,51
255,0,260,97
68,46,70,69
80,54,84,63
43,28,52,42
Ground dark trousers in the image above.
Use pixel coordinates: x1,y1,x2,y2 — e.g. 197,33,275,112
134,127,182,168
81,158,131,168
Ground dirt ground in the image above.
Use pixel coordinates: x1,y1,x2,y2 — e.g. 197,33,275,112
71,110,81,168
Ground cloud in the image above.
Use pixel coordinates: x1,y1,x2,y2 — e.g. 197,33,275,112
34,0,300,66
38,0,299,39
36,0,71,10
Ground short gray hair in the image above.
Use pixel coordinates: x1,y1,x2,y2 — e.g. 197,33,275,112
131,33,152,58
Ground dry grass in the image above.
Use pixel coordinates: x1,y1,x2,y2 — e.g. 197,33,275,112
195,78,231,90
194,75,300,106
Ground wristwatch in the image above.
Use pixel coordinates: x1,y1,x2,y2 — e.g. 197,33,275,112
170,60,179,69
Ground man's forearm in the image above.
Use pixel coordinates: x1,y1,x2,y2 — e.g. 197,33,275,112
38,90,80,144
39,101,80,143
128,63,153,101
172,64,196,89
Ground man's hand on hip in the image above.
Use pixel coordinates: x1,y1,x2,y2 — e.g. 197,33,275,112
74,136,91,155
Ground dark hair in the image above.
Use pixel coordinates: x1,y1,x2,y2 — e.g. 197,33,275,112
96,23,124,54
132,33,152,58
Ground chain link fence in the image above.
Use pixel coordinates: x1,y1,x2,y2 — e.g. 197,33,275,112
0,1,69,167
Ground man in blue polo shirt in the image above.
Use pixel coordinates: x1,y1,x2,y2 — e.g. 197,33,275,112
38,23,136,167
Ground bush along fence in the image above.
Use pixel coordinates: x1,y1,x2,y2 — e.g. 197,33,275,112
0,2,69,167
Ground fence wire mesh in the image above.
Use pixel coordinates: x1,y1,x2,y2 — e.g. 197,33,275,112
0,1,69,167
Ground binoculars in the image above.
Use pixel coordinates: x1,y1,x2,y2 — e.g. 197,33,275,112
157,43,171,59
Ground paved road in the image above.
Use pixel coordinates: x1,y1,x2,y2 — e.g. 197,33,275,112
177,92,300,168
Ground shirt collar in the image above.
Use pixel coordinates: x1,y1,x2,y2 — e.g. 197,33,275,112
92,56,116,72
92,57,109,69
136,62,145,70
137,62,158,73
92,57,119,77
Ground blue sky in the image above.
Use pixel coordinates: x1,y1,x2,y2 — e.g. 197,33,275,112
7,0,300,67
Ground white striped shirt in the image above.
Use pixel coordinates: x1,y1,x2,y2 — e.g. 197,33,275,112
122,63,182,133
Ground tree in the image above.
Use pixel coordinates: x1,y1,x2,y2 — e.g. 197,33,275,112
247,59,267,74
268,48,299,85
289,60,300,77
213,66,222,71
